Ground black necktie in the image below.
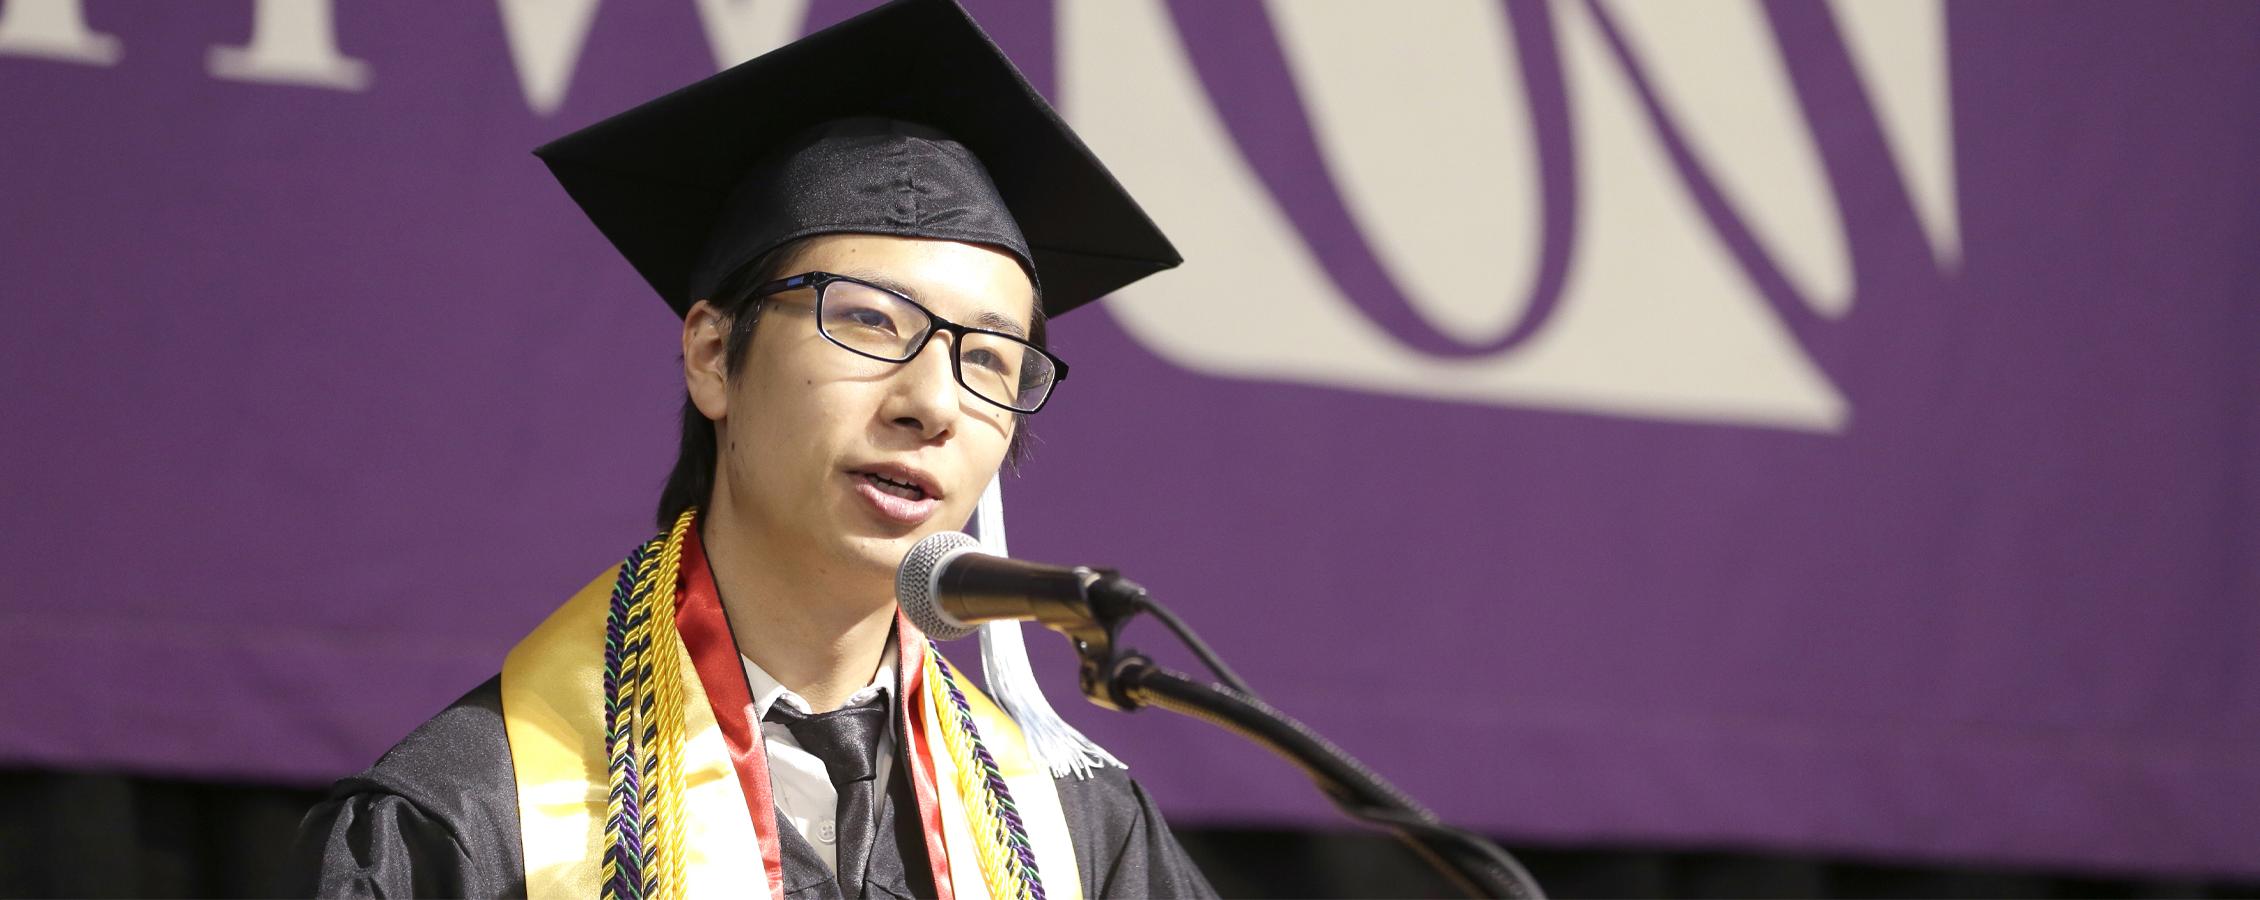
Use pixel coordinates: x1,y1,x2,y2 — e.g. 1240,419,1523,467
765,694,888,899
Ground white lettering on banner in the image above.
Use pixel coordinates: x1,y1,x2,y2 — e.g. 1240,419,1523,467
0,0,121,65
3,0,810,107
207,0,370,91
693,0,807,69
1603,0,1851,318
1830,0,1959,269
1063,0,1959,433
496,0,807,114
1267,0,1541,346
498,0,604,115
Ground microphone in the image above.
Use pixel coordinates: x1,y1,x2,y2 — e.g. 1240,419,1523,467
896,531,1140,640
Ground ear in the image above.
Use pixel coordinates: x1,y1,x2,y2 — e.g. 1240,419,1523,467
683,300,732,421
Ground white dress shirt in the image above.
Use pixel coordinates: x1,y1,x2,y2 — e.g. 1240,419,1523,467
739,645,898,875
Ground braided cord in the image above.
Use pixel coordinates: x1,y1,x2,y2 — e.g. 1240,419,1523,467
638,511,696,900
601,510,699,900
927,644,1048,900
602,544,652,900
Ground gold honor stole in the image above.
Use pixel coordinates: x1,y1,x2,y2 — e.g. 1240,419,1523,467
500,526,1082,900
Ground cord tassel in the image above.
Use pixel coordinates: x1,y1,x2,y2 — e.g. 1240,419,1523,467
971,478,1125,779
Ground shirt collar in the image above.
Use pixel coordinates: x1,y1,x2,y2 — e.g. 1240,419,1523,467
741,639,898,720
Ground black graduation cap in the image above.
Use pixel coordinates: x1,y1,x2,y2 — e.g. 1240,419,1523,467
533,0,1180,319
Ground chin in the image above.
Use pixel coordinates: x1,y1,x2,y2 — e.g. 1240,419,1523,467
836,509,968,579
840,531,920,578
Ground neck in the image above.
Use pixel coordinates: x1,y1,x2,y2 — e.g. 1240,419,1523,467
698,502,896,713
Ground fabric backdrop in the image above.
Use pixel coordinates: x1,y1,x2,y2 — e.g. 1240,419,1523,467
2,0,2253,882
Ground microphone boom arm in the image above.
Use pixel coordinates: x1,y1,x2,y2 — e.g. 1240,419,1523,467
891,533,1543,898
1046,583,1546,900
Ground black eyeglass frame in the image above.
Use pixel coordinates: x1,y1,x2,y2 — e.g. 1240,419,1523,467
750,270,1071,414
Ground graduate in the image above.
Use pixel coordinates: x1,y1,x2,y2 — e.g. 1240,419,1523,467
286,1,1213,896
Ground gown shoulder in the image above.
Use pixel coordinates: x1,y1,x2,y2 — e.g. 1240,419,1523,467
1054,762,1218,898
283,676,527,898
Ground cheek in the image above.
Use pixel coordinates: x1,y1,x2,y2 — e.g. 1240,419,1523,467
971,403,1018,444
975,417,1016,463
720,370,812,467
732,367,876,465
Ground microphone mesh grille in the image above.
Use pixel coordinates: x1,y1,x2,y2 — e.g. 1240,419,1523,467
896,531,979,640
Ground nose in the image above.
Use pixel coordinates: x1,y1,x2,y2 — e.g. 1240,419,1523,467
885,333,963,442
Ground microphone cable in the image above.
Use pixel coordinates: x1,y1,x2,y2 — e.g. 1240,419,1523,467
1115,585,1255,697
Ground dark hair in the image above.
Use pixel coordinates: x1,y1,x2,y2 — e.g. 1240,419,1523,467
655,239,1047,528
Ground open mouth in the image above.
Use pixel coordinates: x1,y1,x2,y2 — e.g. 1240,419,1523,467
858,471,929,501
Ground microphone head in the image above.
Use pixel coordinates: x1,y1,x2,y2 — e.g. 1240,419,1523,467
896,530,981,640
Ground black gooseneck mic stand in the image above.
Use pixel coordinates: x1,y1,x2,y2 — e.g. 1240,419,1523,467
1049,568,1546,900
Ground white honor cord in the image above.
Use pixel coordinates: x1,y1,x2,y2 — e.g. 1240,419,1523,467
970,477,1125,779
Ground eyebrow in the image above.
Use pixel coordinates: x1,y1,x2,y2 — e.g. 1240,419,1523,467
843,269,1029,339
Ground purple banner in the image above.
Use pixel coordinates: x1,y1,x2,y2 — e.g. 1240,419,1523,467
3,0,2255,880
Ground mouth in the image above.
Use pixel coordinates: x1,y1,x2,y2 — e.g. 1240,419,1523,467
855,470,930,502
846,463,943,526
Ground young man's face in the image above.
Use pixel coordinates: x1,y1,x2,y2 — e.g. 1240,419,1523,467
687,233,1034,589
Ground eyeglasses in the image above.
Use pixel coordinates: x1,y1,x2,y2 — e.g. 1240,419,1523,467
751,271,1068,414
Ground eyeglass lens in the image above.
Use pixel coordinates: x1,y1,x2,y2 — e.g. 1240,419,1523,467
815,279,1056,412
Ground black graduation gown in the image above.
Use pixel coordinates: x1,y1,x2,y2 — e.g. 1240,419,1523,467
284,678,1215,899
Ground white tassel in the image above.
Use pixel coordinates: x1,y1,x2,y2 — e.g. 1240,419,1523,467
970,477,1125,779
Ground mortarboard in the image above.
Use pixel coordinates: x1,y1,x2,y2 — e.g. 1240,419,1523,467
532,0,1180,319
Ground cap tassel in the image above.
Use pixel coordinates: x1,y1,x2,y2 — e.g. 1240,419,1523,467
969,478,1125,779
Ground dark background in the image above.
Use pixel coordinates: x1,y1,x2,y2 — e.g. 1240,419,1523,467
2,768,2251,898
